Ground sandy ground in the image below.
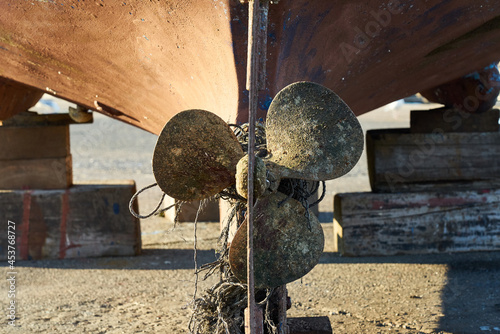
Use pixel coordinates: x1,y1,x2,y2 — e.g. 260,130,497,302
1,97,500,333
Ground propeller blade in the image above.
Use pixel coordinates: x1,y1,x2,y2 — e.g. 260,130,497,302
152,109,244,201
229,192,324,288
266,81,363,181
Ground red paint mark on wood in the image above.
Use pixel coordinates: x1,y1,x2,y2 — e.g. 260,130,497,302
428,197,471,207
371,200,386,210
19,191,32,260
59,190,70,259
371,192,493,210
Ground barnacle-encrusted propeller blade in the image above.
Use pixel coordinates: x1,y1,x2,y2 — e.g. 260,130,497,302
266,82,363,181
153,109,244,201
228,192,324,289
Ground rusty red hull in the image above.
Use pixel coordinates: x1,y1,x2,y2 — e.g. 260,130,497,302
1,1,500,133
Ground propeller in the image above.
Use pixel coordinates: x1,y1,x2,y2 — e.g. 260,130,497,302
265,81,363,181
152,81,363,288
153,109,244,201
228,192,324,288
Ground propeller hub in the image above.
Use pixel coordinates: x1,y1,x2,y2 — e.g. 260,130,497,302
235,154,267,199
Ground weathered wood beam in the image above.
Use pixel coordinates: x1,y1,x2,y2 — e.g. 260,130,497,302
0,123,72,189
410,108,499,133
0,78,43,121
367,128,500,193
0,181,141,260
334,189,500,256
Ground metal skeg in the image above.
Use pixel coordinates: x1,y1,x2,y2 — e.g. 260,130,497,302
245,0,268,333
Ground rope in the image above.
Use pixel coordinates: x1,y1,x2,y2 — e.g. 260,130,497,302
128,183,169,219
276,179,326,230
309,181,326,208
188,201,204,333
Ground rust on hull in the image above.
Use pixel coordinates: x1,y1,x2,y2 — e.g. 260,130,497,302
0,0,240,132
1,1,500,132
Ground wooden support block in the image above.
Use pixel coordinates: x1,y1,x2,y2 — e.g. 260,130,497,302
0,156,72,189
0,122,72,189
288,316,332,334
177,199,220,222
410,108,499,133
334,189,500,256
1,110,93,126
219,199,238,241
332,219,343,253
367,128,500,192
0,125,70,160
0,181,141,260
0,78,44,120
163,196,220,222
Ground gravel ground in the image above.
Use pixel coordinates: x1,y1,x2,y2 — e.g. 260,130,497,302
1,97,499,333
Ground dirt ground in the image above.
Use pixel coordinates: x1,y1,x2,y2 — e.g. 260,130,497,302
1,98,500,333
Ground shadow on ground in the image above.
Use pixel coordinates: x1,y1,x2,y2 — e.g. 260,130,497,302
439,258,500,333
320,251,500,333
8,248,217,270
7,248,500,333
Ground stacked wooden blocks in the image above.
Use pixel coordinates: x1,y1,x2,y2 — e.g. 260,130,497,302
334,108,500,256
163,196,220,223
0,112,141,260
0,112,73,189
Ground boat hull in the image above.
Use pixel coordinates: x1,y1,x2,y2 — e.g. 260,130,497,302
1,1,499,133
